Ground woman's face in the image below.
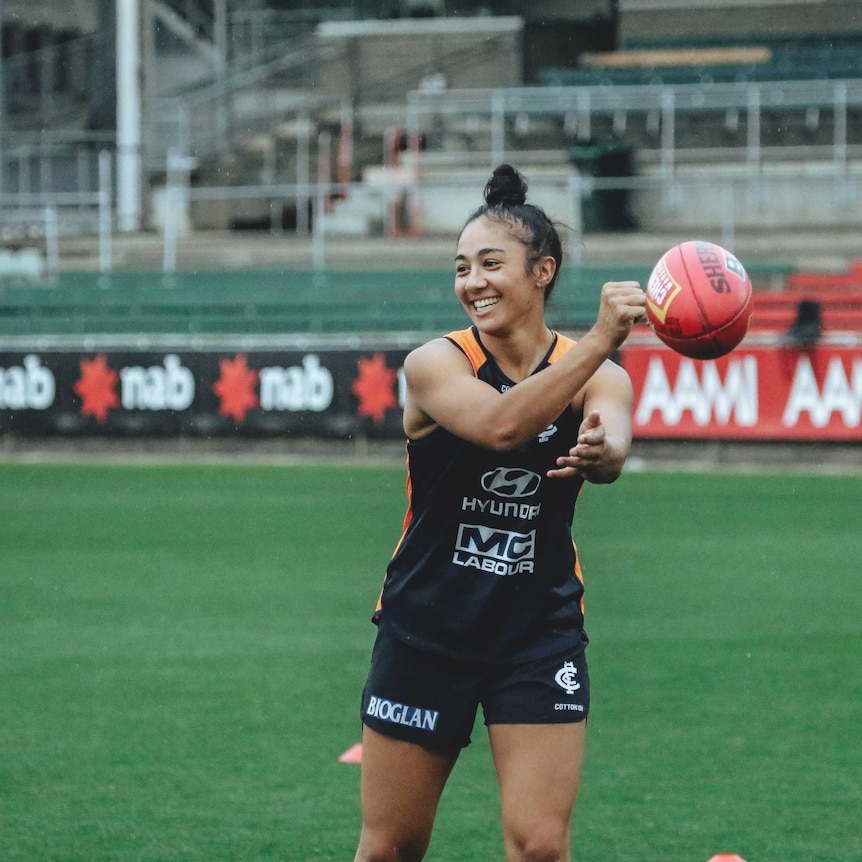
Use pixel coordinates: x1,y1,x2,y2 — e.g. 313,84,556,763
454,216,545,335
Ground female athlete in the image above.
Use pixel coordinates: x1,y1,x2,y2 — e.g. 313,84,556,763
354,164,646,862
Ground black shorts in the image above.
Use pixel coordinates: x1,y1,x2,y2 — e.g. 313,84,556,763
360,626,590,751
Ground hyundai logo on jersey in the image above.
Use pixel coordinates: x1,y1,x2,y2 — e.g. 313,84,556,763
481,467,542,498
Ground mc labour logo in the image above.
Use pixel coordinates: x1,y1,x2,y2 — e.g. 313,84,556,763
555,661,581,695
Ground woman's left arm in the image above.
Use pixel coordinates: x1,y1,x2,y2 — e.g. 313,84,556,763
547,359,635,483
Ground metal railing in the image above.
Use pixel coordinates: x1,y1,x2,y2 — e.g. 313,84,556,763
151,163,861,271
1,157,861,277
2,72,861,279
0,131,114,197
227,8,353,73
143,40,337,168
0,150,114,276
406,78,862,175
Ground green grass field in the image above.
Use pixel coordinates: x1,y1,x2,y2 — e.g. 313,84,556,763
1,461,860,862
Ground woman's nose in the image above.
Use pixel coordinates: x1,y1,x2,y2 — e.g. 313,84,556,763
465,266,485,290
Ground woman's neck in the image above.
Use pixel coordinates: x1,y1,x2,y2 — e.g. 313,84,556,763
478,321,555,383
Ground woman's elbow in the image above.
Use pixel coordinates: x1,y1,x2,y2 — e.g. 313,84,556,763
480,420,529,452
484,431,522,452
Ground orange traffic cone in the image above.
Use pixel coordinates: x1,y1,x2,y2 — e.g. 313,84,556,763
338,742,363,764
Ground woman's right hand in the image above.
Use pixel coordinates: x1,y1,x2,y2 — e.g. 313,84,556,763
591,281,647,350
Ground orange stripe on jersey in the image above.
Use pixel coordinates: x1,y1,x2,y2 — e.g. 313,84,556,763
548,331,578,363
572,539,586,614
571,418,588,614
445,328,487,375
447,328,577,372
375,452,414,615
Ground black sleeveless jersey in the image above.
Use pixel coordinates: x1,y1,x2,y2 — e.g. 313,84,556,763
375,326,589,663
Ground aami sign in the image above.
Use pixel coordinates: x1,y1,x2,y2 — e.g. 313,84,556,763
622,344,862,440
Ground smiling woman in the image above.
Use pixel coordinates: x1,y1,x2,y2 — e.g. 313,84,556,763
353,164,648,862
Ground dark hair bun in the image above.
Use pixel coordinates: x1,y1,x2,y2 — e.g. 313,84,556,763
484,164,528,207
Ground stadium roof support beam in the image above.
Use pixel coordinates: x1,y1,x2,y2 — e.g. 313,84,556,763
0,0,5,197
150,0,217,65
117,0,142,233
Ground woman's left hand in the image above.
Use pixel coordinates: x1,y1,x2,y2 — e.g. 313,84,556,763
548,410,627,483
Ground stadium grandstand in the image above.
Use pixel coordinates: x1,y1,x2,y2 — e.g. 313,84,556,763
1,0,861,373
3,9,860,861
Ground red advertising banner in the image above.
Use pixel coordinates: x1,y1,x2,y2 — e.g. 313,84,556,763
622,343,862,440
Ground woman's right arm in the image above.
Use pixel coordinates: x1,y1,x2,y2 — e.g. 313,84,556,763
403,281,646,450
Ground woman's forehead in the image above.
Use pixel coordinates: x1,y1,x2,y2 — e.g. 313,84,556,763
456,217,523,255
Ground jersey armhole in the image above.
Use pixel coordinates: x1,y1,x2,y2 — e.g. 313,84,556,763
445,327,486,376
547,331,578,364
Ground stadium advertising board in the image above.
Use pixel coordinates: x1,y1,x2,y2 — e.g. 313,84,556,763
2,343,860,441
622,344,862,440
0,348,410,437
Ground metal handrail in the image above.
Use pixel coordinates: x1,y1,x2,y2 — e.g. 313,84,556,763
407,79,862,116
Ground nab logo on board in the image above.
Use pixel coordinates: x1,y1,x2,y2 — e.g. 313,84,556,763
259,356,334,412
121,355,195,410
212,353,336,422
0,355,56,410
75,354,195,422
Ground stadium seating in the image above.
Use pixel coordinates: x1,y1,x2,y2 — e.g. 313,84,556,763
751,293,862,332
0,270,458,337
540,34,862,89
749,259,862,333
0,262,811,337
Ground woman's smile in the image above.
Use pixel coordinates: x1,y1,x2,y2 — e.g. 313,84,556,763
472,295,502,312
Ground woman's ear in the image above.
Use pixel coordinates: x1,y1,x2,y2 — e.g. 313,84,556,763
535,255,557,290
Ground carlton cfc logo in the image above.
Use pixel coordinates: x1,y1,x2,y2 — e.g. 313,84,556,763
555,661,581,695
481,467,542,498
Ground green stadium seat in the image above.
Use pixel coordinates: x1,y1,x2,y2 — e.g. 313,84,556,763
0,264,803,338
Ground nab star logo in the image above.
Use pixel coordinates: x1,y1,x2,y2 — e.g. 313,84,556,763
74,354,119,422
352,353,398,424
213,354,259,422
